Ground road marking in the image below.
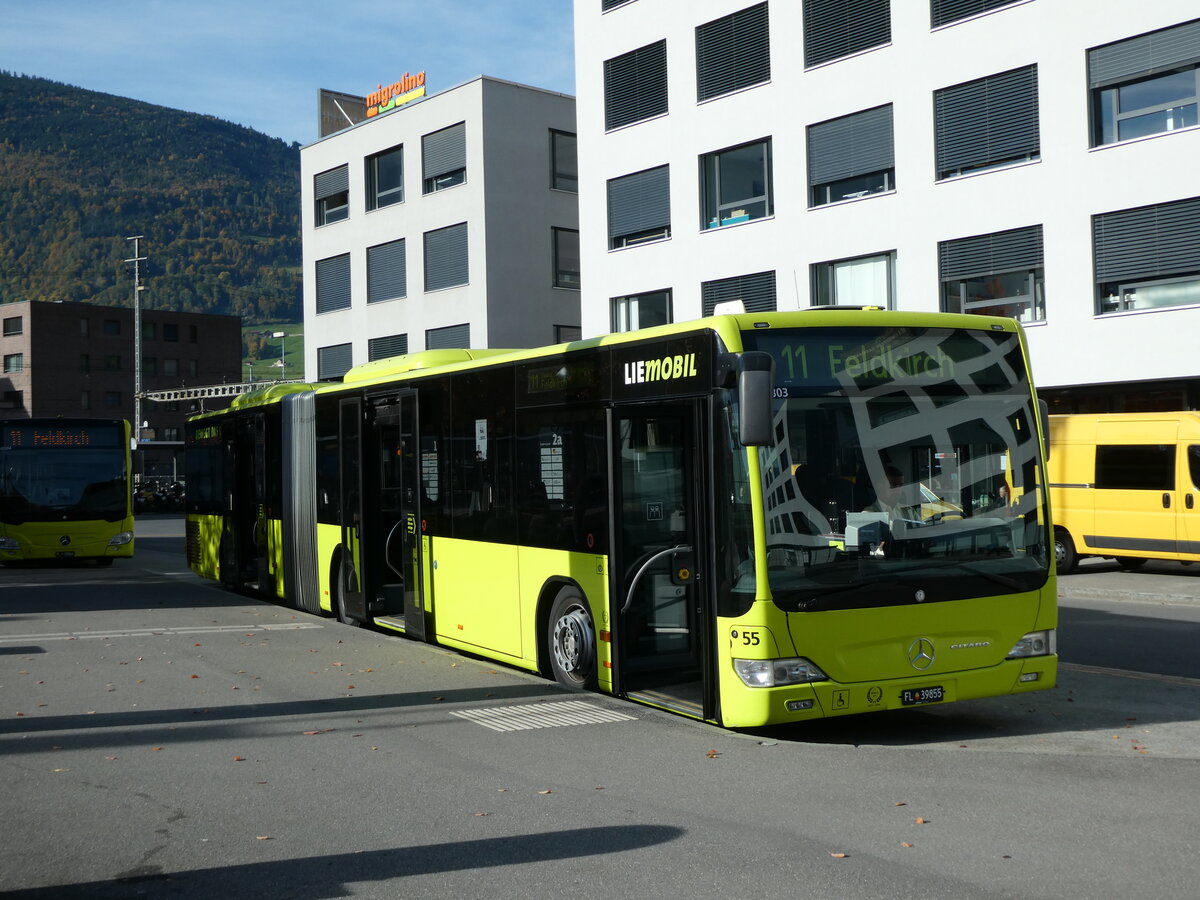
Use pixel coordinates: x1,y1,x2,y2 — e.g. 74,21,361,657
0,622,324,644
451,700,637,732
1062,661,1200,688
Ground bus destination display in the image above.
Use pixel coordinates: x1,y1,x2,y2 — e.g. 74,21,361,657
2,423,122,449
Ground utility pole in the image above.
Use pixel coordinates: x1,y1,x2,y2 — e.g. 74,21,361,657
125,236,146,456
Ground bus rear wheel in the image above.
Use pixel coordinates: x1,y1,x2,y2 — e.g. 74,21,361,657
1054,528,1078,575
547,586,597,692
335,555,361,626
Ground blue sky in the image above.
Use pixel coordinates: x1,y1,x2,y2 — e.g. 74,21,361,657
1,0,575,145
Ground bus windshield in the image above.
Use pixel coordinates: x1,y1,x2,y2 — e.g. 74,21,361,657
0,448,130,524
743,325,1050,611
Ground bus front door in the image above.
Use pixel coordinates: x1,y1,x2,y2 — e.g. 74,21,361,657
364,391,426,640
611,402,713,720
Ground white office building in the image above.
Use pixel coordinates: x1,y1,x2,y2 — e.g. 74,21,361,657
300,76,579,380
574,0,1200,411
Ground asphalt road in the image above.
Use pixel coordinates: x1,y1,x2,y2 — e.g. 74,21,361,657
2,516,1199,899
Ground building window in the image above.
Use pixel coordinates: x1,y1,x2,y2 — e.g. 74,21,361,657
368,239,407,303
1,390,23,411
426,323,471,350
550,130,578,192
190,325,198,343
2,316,21,337
424,223,469,292
163,427,181,443
80,318,88,336
931,0,1023,28
702,271,777,316
142,321,156,340
808,104,894,206
607,165,671,249
80,354,90,373
696,3,770,102
366,144,404,210
81,390,90,410
368,333,409,360
189,359,199,377
3,353,22,374
104,391,122,408
812,252,896,308
702,138,773,229
422,122,466,193
163,323,179,342
611,290,672,332
803,0,891,68
555,325,582,342
142,357,157,376
104,354,121,371
1089,19,1200,147
602,0,633,10
163,359,179,377
553,228,581,289
604,40,668,130
1094,196,1200,315
939,224,1045,322
317,344,352,381
316,253,352,314
103,319,121,336
935,65,1039,179
314,164,349,226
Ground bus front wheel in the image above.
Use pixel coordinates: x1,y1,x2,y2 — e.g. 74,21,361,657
1055,529,1078,575
547,586,597,692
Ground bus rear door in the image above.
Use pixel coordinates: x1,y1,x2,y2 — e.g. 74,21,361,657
610,401,713,720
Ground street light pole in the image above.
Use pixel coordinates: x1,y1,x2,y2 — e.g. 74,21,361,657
125,236,146,453
273,331,288,380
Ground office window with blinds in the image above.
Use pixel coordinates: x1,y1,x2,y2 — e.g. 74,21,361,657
1094,196,1200,315
367,239,406,303
607,165,671,249
314,165,349,226
422,122,466,194
702,271,776,316
611,290,672,332
315,253,352,314
366,145,403,210
368,333,408,361
935,64,1039,179
931,0,1024,28
939,224,1045,322
808,104,894,206
426,323,470,350
602,0,634,10
696,3,770,102
424,223,469,292
604,40,668,130
317,343,352,381
803,0,891,68
550,130,578,192
812,252,896,308
1088,18,1200,147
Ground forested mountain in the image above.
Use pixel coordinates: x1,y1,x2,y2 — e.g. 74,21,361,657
0,71,301,323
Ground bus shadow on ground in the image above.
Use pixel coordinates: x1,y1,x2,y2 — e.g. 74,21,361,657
0,578,257,613
1,825,686,899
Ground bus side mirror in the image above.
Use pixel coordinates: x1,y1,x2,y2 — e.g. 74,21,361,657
1038,397,1050,461
738,352,775,447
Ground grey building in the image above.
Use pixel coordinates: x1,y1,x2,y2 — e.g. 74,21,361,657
300,76,579,380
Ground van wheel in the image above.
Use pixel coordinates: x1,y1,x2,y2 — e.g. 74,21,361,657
1054,529,1078,574
546,586,597,691
1114,556,1147,571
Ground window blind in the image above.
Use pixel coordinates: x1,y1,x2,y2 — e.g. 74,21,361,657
939,224,1043,281
702,270,777,316
934,65,1039,176
422,122,466,180
315,254,351,314
696,2,770,102
424,223,469,292
803,0,891,68
808,104,894,186
1093,196,1200,284
367,239,406,303
607,165,670,242
604,40,668,130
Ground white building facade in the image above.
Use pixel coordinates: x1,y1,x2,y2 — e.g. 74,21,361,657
574,0,1200,411
301,76,579,380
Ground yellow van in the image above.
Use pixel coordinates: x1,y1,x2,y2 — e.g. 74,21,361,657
1048,412,1200,573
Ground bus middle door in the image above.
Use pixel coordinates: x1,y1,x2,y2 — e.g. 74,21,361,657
610,400,713,721
336,398,368,622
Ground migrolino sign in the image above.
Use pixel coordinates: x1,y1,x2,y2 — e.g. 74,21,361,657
366,72,427,117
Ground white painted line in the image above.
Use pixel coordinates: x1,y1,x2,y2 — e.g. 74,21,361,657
451,700,637,732
0,622,324,644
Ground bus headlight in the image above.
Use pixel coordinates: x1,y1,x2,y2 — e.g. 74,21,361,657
1007,629,1056,659
107,532,134,547
734,657,827,687
0,537,19,550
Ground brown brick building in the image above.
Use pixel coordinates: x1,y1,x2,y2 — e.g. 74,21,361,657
0,300,242,478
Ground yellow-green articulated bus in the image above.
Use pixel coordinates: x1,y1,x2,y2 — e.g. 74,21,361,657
186,310,1057,728
0,418,134,565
